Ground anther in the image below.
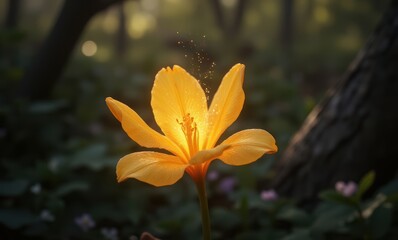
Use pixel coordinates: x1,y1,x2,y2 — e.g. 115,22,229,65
177,113,199,155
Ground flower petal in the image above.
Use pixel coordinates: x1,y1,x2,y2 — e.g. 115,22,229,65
116,151,188,186
189,144,230,165
106,97,184,157
218,129,277,166
151,65,208,156
204,64,245,149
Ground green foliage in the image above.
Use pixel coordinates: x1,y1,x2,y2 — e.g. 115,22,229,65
357,171,376,199
0,209,37,229
0,179,29,197
1,71,398,240
315,171,398,240
319,190,358,206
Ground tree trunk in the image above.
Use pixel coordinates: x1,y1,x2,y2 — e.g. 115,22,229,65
279,0,294,78
208,0,227,36
208,0,247,38
272,2,398,205
115,1,127,59
2,0,22,68
4,0,21,29
280,0,294,48
18,0,125,100
231,0,247,37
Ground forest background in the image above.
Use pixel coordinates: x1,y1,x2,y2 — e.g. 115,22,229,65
1,0,397,239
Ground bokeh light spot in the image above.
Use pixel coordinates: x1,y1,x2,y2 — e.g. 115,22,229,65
81,40,98,57
314,7,331,24
128,13,156,39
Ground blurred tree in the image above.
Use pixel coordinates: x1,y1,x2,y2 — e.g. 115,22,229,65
208,0,247,38
18,0,128,100
115,1,127,59
209,0,226,35
232,0,246,37
2,0,22,78
4,0,21,29
280,0,294,76
272,1,398,205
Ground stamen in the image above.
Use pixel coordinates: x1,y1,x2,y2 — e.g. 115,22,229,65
177,113,199,156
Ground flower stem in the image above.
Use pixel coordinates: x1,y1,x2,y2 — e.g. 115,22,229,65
194,173,211,240
355,204,370,240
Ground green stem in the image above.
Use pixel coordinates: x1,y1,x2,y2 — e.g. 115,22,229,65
195,174,211,240
355,204,370,240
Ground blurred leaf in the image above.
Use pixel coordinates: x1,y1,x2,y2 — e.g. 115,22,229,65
281,229,311,240
369,204,392,239
0,29,26,44
356,171,375,199
152,202,199,236
155,219,182,233
54,181,90,197
3,67,23,82
277,207,311,226
46,197,65,213
73,143,105,158
262,198,291,213
319,190,357,206
70,156,117,171
91,204,129,223
236,229,286,240
378,179,398,195
0,209,37,229
28,100,67,113
385,192,398,203
23,222,48,236
211,207,240,230
0,179,29,197
69,143,117,170
311,203,355,235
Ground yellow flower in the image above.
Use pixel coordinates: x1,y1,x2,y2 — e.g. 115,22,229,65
106,63,277,187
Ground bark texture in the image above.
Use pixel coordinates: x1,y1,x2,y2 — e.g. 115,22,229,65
272,2,398,204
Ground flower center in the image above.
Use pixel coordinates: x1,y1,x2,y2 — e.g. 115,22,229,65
177,113,199,156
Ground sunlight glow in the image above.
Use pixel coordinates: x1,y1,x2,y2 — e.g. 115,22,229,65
165,0,181,3
141,0,159,12
128,13,156,39
221,0,238,8
314,7,331,24
102,10,118,34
